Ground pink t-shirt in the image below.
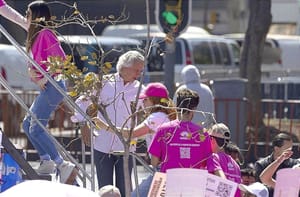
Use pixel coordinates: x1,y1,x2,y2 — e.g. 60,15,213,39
149,119,212,173
207,152,241,197
30,29,66,81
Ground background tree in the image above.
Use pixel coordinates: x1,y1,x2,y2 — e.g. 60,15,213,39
239,0,272,134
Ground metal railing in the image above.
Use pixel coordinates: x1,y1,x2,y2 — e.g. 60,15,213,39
0,24,156,192
3,94,300,166
0,24,98,190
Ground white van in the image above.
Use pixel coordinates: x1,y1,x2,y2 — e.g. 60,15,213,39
0,44,37,90
266,34,300,70
102,24,210,37
175,34,240,84
128,32,240,84
102,25,241,83
223,33,300,78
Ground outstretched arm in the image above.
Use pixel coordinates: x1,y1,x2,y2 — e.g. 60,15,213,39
259,149,293,188
92,117,150,138
0,0,29,31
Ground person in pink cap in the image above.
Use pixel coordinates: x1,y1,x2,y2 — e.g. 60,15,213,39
0,0,77,184
92,82,177,148
206,123,242,197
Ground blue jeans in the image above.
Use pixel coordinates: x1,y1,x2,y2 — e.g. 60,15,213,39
22,80,66,160
94,149,133,197
131,175,153,197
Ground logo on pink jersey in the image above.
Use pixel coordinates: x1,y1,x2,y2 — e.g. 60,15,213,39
180,131,192,140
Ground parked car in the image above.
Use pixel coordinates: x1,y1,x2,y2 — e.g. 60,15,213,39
128,32,240,85
102,24,241,84
0,36,142,91
175,34,240,83
101,24,210,37
223,33,300,78
58,35,142,74
0,44,37,90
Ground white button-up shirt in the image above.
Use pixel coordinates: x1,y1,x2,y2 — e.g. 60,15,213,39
72,73,143,153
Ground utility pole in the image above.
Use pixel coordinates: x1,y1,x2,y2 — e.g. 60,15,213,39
155,0,192,96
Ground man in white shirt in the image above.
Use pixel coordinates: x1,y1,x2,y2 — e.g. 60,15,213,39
72,50,145,197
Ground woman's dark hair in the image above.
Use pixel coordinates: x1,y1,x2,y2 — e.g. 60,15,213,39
176,88,199,114
26,1,52,52
148,97,177,120
224,141,244,165
240,168,256,178
272,132,292,148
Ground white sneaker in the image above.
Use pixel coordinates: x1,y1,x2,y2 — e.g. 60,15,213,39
36,160,56,174
57,161,78,184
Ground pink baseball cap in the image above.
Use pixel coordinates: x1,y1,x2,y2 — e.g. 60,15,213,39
139,82,169,99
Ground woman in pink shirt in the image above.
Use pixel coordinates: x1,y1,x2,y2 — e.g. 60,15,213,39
206,123,242,197
0,0,77,184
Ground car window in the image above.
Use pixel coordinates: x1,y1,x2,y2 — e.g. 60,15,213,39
223,35,281,66
136,38,165,72
262,41,281,64
231,43,240,66
219,42,231,65
147,41,164,71
211,41,222,64
192,41,213,64
175,41,183,64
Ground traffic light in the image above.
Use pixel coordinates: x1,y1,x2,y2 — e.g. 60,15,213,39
156,0,191,37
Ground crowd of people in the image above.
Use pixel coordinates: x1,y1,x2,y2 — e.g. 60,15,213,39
0,0,300,197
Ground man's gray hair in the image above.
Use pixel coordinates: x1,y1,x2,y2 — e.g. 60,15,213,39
116,50,144,73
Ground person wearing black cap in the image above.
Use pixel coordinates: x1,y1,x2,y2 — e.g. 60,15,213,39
206,123,242,197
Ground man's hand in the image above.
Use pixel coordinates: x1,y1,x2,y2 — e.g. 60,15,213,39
36,78,48,90
277,149,293,164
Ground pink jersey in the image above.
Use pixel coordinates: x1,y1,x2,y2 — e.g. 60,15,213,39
207,152,241,197
149,119,212,173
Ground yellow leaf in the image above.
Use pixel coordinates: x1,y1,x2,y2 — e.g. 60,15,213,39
80,56,88,61
91,52,97,59
130,140,137,146
160,98,168,103
88,61,97,65
104,62,112,69
73,10,80,15
68,91,78,97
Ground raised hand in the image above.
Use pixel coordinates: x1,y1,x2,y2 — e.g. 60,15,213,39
277,149,293,164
